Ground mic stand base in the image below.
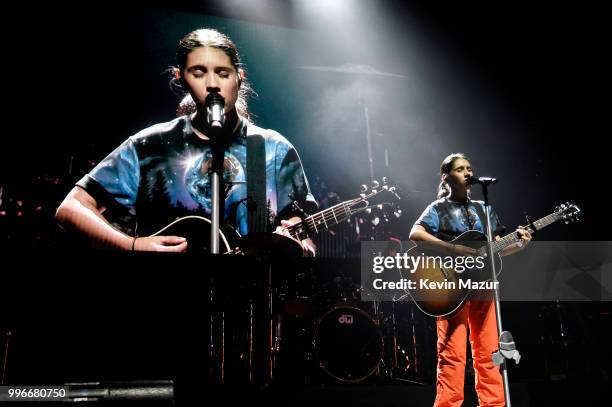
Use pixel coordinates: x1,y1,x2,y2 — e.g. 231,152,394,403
492,331,522,366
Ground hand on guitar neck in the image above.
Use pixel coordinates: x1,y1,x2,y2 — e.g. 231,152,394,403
276,216,317,257
499,226,532,256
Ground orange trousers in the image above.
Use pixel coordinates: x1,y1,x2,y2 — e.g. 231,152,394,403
433,300,504,407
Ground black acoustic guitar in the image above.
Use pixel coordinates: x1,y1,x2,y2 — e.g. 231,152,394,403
401,203,580,317
148,179,400,255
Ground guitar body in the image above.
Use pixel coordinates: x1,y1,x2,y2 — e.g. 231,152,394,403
149,216,304,256
403,202,581,317
403,230,502,318
149,216,240,254
146,181,401,256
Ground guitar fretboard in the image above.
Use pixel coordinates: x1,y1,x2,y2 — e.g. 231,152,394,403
490,212,561,254
284,185,397,241
286,198,362,241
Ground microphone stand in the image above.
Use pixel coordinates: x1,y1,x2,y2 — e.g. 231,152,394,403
206,92,226,255
210,135,223,254
477,181,518,407
206,94,225,384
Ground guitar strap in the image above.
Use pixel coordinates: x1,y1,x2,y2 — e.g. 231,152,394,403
246,134,268,233
473,201,491,239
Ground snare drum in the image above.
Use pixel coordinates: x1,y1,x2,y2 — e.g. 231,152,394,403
313,306,383,382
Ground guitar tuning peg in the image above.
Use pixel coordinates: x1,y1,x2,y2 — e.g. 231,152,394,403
371,180,379,189
291,201,306,216
361,184,368,193
382,176,388,185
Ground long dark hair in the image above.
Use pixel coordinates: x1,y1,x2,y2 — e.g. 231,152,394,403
437,153,470,199
170,28,255,120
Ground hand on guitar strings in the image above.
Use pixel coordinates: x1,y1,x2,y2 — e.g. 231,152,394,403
133,235,188,252
276,218,317,257
447,243,477,257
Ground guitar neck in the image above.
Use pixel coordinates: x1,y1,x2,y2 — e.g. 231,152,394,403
490,211,560,254
284,184,399,241
286,198,364,241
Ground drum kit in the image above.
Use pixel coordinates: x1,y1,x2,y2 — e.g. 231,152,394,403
314,305,383,383
206,261,435,387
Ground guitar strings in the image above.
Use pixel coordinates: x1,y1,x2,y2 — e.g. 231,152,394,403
287,199,362,240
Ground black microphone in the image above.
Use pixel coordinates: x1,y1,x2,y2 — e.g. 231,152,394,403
205,91,225,129
467,176,498,185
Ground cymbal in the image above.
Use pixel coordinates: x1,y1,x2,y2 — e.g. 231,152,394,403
238,232,303,257
297,63,405,78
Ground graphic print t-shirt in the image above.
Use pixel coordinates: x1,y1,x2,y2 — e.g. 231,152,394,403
77,116,317,236
414,197,505,242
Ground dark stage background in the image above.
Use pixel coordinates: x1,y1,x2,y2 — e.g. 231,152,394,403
0,1,610,405
0,0,608,241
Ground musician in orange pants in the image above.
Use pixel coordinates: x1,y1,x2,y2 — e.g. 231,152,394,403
409,153,531,407
435,299,503,406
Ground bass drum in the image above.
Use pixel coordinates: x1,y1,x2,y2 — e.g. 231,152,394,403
314,306,383,382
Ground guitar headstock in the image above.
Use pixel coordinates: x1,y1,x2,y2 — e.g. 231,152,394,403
358,177,402,220
360,177,400,202
553,202,581,224
288,177,402,239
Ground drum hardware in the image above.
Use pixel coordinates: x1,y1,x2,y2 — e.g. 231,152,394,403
379,301,429,385
313,306,383,383
1,329,12,384
204,259,431,386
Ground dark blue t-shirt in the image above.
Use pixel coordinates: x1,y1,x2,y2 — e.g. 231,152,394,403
414,197,505,242
77,116,317,236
